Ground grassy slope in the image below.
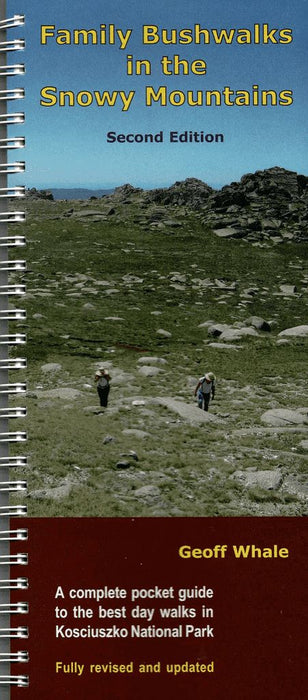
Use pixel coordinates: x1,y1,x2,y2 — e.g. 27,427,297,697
10,197,308,516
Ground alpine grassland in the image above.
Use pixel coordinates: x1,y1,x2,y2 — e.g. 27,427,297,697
9,181,308,516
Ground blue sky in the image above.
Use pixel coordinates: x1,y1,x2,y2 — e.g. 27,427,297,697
8,0,308,189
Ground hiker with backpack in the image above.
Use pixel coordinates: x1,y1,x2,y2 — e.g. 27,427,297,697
95,368,111,408
194,372,216,411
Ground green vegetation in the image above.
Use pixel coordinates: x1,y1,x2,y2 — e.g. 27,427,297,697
9,195,308,516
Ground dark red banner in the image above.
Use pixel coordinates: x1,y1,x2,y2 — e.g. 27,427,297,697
10,517,307,699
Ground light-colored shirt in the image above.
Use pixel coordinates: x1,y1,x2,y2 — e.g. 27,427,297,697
97,376,109,388
199,376,215,394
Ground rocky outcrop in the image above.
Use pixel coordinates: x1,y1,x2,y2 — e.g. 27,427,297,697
32,167,308,243
108,167,308,243
26,187,54,201
205,319,271,341
200,167,308,242
112,183,143,200
145,178,214,208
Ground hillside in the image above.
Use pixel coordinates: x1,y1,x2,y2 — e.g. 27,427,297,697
10,167,308,517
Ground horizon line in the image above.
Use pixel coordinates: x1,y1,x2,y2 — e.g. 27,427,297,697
25,164,308,194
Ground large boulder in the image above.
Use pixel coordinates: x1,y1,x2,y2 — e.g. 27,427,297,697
231,469,282,490
154,397,220,425
201,167,308,242
219,327,258,341
138,366,162,377
207,323,229,337
278,325,308,337
261,408,308,426
244,316,272,332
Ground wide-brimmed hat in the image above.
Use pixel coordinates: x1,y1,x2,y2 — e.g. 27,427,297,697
205,372,215,381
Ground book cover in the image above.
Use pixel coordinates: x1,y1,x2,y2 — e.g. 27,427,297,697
2,0,308,696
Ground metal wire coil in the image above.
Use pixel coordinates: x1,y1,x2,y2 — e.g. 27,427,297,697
0,675,29,687
0,334,26,345
0,480,27,492
0,554,28,566
0,530,28,541
0,628,28,639
0,505,27,517
0,14,25,29
0,578,28,589
0,456,27,467
0,651,29,663
0,434,27,445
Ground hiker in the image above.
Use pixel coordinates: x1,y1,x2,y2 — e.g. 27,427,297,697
194,372,216,411
95,368,111,408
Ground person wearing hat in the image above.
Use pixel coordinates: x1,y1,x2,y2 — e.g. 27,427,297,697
194,372,216,411
95,368,111,408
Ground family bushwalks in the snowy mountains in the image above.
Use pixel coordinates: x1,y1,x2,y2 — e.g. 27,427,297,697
194,372,216,411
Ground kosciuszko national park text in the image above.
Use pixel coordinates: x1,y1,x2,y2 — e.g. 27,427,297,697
39,23,294,111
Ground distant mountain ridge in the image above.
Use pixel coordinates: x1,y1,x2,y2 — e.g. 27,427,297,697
27,187,113,199
51,187,114,200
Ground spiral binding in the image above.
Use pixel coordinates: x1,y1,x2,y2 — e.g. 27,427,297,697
0,66,24,78
0,211,25,222
0,113,24,125
0,651,28,662
0,312,26,322
0,554,27,566
0,629,28,640
0,383,26,394
0,188,25,199
0,409,27,419
0,529,27,541
0,506,27,517
0,602,28,614
0,285,26,295
0,481,27,493
0,579,28,589
0,457,27,467
0,88,24,100
0,358,27,369
0,260,26,270
0,162,25,175
0,334,26,345
0,675,28,687
0,40,25,52
0,138,25,150
0,433,27,443
0,14,25,30
0,580,27,591
0,3,28,689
